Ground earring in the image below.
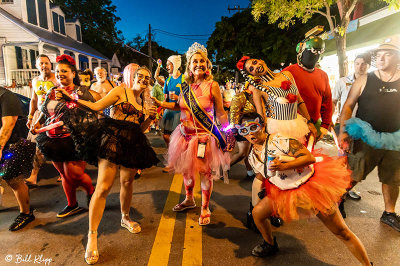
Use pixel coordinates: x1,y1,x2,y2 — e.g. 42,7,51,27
189,72,193,77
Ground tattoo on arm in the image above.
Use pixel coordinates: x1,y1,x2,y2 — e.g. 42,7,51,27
289,139,303,155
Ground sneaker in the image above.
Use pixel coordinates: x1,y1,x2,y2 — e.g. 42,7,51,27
9,210,35,231
339,200,346,219
380,211,400,232
56,204,83,218
251,237,279,257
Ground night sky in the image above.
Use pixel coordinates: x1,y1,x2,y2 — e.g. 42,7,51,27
113,0,251,54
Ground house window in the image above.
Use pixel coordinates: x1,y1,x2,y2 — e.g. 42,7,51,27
52,12,59,32
37,0,48,29
59,16,65,35
26,0,37,25
76,25,82,42
1,0,14,4
52,12,66,35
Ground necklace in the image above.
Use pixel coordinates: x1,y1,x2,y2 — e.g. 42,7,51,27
377,69,397,92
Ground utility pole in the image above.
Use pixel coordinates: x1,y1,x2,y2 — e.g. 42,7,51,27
227,5,246,13
148,24,152,72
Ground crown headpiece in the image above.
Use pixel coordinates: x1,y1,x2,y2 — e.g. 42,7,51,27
186,42,208,61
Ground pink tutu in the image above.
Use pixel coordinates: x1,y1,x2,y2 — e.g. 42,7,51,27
267,114,309,143
167,125,230,181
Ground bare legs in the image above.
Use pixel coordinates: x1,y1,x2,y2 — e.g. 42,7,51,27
6,177,30,214
230,141,251,167
252,197,371,265
25,149,45,185
86,159,139,263
175,173,213,225
382,183,399,213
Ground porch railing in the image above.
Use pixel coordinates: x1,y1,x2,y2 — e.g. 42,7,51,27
10,69,40,86
7,86,33,98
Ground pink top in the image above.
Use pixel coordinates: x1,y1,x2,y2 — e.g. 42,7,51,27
178,81,214,134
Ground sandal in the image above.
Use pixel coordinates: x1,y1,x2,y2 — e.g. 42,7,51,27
85,231,99,265
121,214,141,234
198,213,211,226
172,201,196,212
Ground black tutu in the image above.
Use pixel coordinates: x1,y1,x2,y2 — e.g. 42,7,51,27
36,133,80,162
70,117,159,169
0,139,36,180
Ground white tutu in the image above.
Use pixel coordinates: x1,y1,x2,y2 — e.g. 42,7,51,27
267,114,309,142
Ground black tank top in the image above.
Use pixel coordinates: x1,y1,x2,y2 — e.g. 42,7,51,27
356,72,400,133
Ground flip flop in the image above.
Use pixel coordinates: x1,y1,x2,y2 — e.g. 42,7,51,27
198,213,211,226
172,202,196,212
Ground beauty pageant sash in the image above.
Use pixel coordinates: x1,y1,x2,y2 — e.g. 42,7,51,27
180,82,227,150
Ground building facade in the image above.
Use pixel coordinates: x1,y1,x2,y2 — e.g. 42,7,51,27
0,0,111,92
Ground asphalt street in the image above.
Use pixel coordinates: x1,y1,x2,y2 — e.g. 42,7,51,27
0,133,399,266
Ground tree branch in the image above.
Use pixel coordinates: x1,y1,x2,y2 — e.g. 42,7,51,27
323,0,336,32
343,0,359,21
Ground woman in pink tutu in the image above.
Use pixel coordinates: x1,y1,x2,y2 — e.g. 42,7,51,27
152,42,234,225
236,112,371,265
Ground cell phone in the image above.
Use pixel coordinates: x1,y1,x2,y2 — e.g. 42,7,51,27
197,143,206,158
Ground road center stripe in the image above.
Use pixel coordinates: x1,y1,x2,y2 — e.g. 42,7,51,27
182,177,202,265
148,174,183,266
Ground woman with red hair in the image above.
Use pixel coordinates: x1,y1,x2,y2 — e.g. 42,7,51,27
56,64,159,265
32,54,100,218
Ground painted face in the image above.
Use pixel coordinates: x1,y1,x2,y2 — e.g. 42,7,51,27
56,63,75,86
354,58,369,76
79,74,91,87
134,69,151,90
244,59,267,76
166,61,174,74
190,53,207,77
375,50,399,71
95,69,107,82
36,57,52,76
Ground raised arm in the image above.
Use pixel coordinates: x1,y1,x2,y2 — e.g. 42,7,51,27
56,86,122,112
252,85,267,122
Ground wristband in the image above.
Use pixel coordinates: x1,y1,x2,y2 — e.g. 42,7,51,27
28,114,34,120
297,101,305,106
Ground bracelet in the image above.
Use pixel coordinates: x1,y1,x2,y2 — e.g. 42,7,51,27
297,101,305,106
28,114,33,120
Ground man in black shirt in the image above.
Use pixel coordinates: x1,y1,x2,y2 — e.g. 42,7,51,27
0,87,36,231
339,37,400,232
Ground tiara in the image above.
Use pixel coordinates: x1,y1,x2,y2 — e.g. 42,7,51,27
186,42,208,61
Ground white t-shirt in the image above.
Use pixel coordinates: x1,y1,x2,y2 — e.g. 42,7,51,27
248,134,314,190
332,74,357,116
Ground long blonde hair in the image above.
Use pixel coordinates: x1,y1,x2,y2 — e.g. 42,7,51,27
184,51,213,85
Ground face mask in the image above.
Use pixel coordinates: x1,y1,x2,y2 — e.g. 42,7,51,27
300,49,321,69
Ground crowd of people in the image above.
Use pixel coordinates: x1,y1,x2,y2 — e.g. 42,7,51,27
0,35,400,265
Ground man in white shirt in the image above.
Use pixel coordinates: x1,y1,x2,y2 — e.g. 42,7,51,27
332,53,370,202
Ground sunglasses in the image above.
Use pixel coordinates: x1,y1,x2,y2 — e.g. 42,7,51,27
235,121,262,136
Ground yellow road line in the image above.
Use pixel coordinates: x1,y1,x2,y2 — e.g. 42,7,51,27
182,176,202,266
148,174,183,266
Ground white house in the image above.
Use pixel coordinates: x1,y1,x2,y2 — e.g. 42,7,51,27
0,0,111,90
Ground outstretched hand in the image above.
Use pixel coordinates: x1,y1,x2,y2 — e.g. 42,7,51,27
150,96,162,107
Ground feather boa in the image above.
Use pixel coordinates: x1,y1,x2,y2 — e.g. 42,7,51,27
345,117,400,151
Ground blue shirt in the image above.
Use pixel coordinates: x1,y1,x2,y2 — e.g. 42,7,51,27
163,74,183,103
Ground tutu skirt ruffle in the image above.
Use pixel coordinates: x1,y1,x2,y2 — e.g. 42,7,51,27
70,117,159,169
167,125,230,181
36,134,80,162
264,153,351,222
267,115,309,142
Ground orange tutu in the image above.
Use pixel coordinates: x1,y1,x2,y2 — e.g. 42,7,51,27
264,153,351,222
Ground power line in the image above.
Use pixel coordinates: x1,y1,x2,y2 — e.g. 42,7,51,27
153,31,209,41
153,29,211,37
